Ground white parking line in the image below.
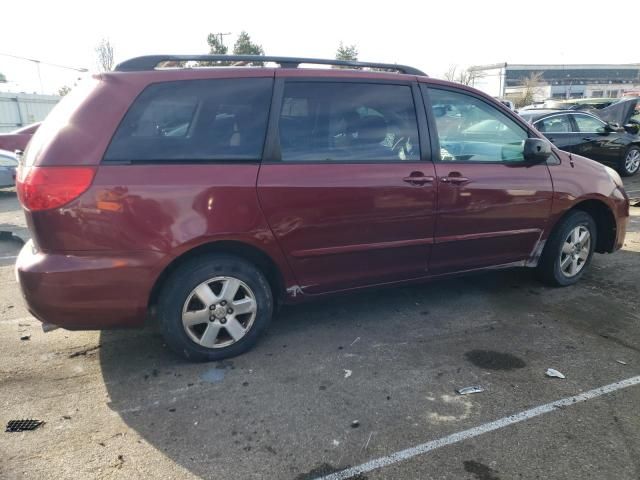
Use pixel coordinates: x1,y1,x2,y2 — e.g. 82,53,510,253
316,375,640,480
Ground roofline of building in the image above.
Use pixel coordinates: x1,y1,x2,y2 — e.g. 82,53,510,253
469,63,640,72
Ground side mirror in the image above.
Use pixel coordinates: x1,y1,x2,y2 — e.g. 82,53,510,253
523,138,552,163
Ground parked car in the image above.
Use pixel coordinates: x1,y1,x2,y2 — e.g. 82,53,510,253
15,55,630,361
560,98,619,110
519,109,640,176
0,123,41,153
0,149,18,187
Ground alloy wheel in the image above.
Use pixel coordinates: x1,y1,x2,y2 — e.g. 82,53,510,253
625,149,640,174
182,276,257,349
559,226,591,277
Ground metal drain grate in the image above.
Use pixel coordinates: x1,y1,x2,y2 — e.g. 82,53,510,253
5,419,45,432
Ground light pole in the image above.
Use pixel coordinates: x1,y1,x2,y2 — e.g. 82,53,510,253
0,53,88,94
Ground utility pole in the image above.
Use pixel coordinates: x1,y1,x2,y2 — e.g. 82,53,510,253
214,32,231,48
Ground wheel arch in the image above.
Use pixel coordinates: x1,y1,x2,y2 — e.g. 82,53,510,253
148,240,286,311
560,199,617,253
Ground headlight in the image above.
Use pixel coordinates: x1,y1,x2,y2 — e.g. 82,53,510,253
604,165,623,188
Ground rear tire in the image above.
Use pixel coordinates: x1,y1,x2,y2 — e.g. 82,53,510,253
619,146,640,177
536,211,597,287
157,254,273,362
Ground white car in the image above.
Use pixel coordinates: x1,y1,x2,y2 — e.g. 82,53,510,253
0,149,18,188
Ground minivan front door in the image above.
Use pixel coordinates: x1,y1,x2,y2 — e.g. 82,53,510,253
424,86,554,274
257,79,436,294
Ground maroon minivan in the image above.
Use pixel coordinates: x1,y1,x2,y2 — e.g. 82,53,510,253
15,55,629,361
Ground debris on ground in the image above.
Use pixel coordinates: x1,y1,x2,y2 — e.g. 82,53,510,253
456,386,485,395
344,369,352,378
351,420,360,428
616,360,628,365
362,431,374,451
68,345,101,358
545,368,566,379
20,335,31,341
61,415,72,420
6,419,45,432
350,337,361,346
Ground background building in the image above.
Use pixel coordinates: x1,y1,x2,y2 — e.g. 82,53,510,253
469,63,640,103
0,92,60,133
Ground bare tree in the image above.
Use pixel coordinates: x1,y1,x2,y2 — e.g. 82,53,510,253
443,65,458,82
443,65,485,86
515,72,544,108
95,38,115,72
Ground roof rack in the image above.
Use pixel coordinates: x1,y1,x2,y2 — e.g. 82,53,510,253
114,55,427,76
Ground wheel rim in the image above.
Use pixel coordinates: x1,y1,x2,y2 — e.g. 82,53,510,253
625,149,640,173
559,226,591,278
182,276,257,349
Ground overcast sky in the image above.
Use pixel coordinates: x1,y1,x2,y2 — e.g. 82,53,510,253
1,0,638,95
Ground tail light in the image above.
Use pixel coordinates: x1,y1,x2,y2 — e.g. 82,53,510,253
17,166,96,211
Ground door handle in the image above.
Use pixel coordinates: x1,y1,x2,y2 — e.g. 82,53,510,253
403,173,434,185
582,137,595,141
440,175,470,185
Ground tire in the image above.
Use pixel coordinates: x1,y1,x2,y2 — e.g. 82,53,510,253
536,211,597,287
157,254,273,362
619,146,640,177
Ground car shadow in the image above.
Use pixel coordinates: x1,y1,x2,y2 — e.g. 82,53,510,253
98,266,560,478
98,245,640,479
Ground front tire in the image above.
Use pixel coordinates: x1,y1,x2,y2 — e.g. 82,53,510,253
537,211,597,287
157,254,273,362
619,146,640,177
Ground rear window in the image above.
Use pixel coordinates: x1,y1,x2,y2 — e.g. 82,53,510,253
23,79,98,167
104,78,273,163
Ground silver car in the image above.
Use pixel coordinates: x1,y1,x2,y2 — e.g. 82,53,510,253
0,149,18,187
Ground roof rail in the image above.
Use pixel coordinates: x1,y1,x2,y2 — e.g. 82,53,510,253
114,55,427,76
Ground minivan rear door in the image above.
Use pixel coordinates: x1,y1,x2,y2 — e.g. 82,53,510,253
257,77,436,294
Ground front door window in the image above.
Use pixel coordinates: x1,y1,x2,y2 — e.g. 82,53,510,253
429,89,528,163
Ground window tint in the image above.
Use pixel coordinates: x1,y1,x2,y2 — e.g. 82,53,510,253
536,115,573,133
572,114,604,132
278,82,420,162
104,78,273,162
428,88,527,163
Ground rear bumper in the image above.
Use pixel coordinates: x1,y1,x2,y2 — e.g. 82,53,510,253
15,240,166,330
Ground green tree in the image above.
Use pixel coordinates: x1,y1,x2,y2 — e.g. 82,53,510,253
207,33,229,55
232,31,264,66
203,31,264,66
58,85,71,96
335,42,358,62
233,31,264,56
